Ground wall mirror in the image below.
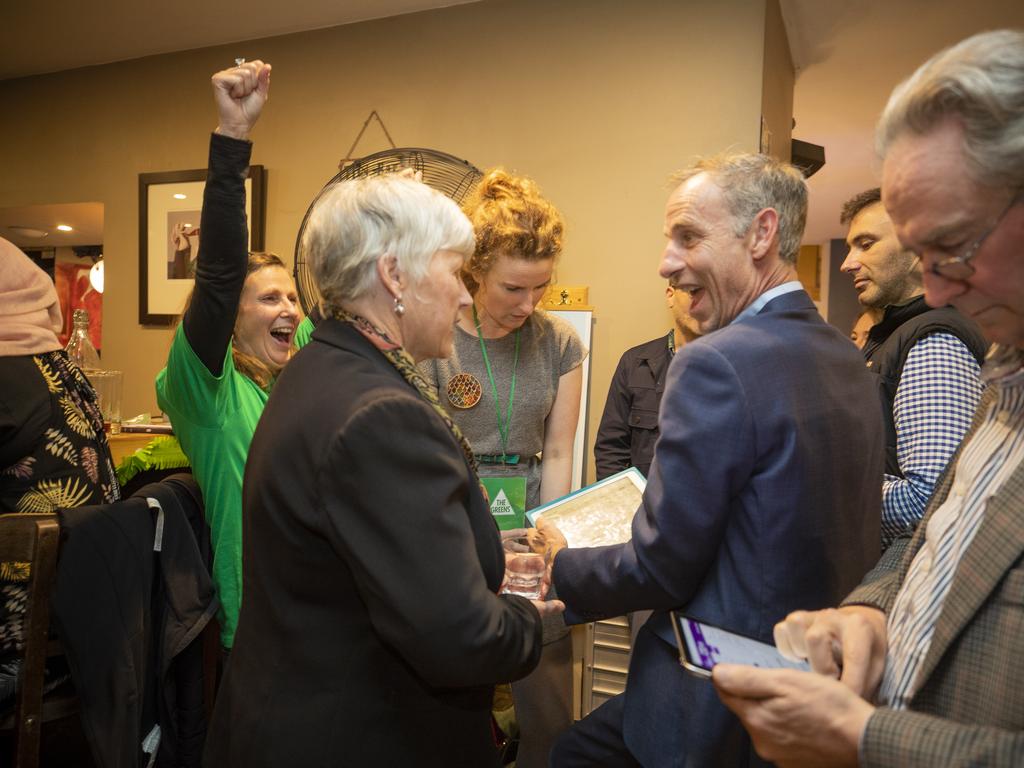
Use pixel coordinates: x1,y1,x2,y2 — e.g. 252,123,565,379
1,202,105,353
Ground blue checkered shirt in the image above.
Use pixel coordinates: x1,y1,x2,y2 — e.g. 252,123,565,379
881,333,984,548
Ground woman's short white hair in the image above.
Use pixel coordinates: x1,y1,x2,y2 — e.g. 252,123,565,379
301,175,475,310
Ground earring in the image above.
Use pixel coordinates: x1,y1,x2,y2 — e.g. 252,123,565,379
393,295,406,316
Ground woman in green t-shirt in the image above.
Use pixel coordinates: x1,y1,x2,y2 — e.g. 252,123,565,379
156,60,300,650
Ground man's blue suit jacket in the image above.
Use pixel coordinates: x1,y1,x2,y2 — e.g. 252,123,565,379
554,289,884,767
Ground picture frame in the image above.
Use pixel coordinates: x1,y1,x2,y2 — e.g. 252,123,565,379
138,165,266,325
527,467,646,548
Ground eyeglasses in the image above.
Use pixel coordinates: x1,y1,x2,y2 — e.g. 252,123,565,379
929,191,1022,280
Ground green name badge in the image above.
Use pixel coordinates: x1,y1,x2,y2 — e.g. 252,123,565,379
481,476,527,530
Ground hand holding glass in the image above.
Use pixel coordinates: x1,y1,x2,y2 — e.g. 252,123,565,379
500,531,549,600
503,552,547,599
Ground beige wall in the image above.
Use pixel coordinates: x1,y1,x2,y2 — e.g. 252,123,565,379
0,0,787,481
760,0,794,161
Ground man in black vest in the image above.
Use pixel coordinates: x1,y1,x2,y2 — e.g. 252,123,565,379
840,188,987,547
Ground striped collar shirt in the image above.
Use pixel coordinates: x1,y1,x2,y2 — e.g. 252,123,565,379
880,364,1024,710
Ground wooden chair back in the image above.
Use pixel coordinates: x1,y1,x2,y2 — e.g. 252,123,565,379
0,515,59,768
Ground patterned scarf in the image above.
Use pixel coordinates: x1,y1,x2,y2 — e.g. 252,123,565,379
330,307,481,480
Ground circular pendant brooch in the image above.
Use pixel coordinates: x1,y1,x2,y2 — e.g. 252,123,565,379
447,373,482,409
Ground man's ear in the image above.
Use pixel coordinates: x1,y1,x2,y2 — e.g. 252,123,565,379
749,208,780,262
376,254,403,298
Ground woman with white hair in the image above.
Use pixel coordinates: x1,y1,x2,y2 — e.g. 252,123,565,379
205,174,560,767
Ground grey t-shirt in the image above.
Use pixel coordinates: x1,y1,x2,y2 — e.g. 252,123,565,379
420,309,586,510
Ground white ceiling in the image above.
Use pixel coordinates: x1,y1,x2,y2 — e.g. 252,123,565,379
781,0,1024,244
0,0,478,248
1,0,1022,251
0,0,479,80
0,203,104,249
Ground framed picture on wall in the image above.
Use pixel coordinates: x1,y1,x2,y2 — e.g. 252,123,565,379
138,166,266,325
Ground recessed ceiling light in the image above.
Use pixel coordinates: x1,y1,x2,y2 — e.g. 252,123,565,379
173,193,187,200
56,224,73,232
7,226,48,238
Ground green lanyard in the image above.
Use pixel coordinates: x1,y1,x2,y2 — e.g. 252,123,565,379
473,304,520,462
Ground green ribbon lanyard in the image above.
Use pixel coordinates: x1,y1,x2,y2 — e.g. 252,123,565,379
473,304,520,464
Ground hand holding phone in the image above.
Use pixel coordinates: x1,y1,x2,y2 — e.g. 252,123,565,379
671,612,811,679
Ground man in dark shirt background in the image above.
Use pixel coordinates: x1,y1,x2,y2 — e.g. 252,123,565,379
594,281,701,479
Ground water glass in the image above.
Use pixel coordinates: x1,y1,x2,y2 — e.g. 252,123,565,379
502,552,547,600
86,370,124,434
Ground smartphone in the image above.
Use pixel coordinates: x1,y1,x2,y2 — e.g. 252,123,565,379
671,612,811,679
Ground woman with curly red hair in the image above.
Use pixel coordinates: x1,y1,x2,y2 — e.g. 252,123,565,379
422,168,586,767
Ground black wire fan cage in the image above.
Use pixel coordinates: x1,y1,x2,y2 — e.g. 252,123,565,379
293,148,483,314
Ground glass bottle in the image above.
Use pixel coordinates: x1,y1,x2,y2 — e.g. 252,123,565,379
65,308,101,372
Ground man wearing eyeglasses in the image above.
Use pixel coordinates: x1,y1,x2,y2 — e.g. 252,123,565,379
713,29,1024,768
840,188,986,549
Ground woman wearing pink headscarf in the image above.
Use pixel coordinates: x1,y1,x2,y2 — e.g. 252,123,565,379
0,238,119,700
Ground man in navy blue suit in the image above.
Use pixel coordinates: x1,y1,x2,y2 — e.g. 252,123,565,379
541,153,883,767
